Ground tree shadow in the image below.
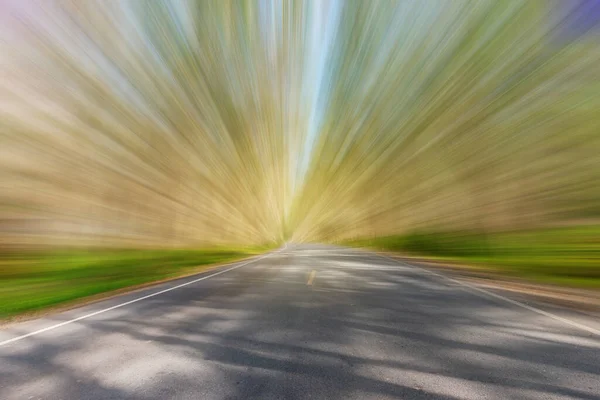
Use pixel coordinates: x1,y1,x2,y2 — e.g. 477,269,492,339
1,247,599,399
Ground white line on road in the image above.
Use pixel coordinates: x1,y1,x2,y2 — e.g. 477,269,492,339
375,253,600,337
0,245,286,347
307,270,316,285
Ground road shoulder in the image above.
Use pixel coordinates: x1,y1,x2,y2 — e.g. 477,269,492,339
371,251,600,315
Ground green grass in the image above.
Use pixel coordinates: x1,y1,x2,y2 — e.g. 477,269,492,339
0,245,272,319
341,226,600,288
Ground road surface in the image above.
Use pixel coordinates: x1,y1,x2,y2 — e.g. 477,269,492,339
1,244,599,399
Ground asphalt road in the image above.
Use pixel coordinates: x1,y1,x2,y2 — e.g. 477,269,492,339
1,244,599,399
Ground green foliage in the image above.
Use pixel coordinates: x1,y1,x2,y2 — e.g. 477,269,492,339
1,2,599,298
0,247,265,319
342,226,600,287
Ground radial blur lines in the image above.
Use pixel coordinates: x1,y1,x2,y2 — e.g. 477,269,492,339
1,1,599,247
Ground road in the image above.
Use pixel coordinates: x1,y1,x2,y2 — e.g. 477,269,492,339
1,244,599,399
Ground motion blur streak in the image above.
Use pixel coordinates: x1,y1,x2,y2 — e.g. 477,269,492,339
1,1,599,247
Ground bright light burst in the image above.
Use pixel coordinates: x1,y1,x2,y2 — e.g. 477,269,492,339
1,1,599,246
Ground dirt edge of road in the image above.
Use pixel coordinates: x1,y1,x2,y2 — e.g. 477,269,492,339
377,252,600,314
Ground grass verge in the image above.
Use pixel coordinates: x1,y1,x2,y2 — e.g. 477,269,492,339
0,245,272,320
340,226,600,288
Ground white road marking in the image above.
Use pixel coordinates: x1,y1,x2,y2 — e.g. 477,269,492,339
0,245,286,347
375,253,600,337
307,270,316,285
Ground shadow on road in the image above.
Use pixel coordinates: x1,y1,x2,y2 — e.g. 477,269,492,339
2,249,599,399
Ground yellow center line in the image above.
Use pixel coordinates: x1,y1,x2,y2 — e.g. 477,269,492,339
307,270,316,286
